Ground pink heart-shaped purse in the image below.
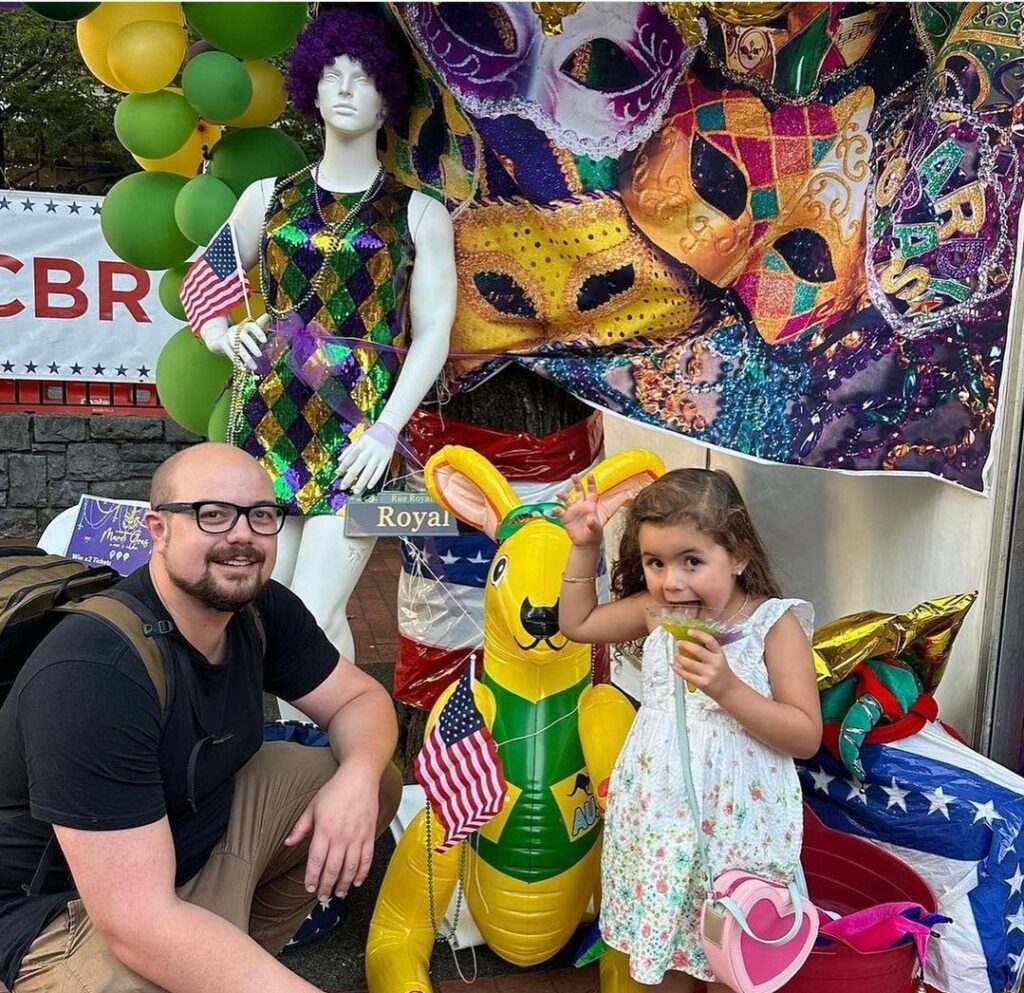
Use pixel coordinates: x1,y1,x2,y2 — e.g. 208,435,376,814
701,869,819,993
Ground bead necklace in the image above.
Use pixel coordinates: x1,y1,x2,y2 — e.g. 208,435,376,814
258,161,386,321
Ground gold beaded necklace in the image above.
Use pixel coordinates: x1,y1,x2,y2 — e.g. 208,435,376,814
257,161,386,321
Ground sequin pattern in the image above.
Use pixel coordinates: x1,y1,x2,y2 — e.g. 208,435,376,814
235,170,415,516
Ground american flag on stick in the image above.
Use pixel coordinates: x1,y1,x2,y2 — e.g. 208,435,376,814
414,670,506,853
180,222,251,334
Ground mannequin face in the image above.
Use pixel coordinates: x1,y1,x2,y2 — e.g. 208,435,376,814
315,54,385,135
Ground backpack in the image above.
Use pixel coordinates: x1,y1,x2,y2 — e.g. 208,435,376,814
0,546,266,714
0,546,268,899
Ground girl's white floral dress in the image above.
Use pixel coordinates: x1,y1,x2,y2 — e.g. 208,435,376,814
600,597,814,985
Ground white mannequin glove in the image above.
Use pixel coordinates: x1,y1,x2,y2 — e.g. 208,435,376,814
337,421,399,494
200,313,270,371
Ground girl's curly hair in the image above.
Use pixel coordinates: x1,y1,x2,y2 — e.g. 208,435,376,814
610,468,782,601
287,8,412,129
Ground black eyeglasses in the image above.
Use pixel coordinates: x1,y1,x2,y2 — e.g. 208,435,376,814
155,501,287,535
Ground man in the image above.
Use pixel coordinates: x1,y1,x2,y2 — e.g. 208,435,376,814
0,443,401,993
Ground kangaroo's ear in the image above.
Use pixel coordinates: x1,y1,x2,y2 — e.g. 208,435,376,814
425,446,520,541
588,449,664,525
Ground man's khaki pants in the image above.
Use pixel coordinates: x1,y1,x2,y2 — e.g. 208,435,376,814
15,741,402,993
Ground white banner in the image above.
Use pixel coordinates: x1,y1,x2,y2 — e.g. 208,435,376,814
0,188,184,384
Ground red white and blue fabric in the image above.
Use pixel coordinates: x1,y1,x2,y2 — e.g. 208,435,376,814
798,721,1024,993
181,223,251,334
413,670,506,852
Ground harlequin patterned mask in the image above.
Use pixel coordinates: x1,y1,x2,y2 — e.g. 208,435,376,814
399,1,696,159
621,78,874,342
448,192,702,379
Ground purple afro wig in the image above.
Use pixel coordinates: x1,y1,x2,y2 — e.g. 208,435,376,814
287,9,412,129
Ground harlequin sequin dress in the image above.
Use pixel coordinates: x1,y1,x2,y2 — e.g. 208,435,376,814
234,167,415,516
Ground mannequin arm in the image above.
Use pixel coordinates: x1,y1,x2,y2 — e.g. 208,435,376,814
196,179,275,367
377,193,456,431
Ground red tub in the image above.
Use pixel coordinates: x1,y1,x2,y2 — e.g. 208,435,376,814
778,806,936,993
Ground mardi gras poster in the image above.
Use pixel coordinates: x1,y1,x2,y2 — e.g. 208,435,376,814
384,2,1024,492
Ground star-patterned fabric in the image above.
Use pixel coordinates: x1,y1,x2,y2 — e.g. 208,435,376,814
799,721,1024,993
235,169,415,516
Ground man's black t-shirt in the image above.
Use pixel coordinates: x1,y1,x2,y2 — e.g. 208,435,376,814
0,565,338,988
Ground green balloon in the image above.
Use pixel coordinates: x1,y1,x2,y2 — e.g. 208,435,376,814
207,390,232,442
174,174,237,246
158,265,189,321
114,91,198,160
209,126,307,197
183,2,306,59
23,2,99,20
156,327,233,436
182,51,253,124
101,172,195,271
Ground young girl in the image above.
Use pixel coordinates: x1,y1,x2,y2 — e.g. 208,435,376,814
557,468,822,992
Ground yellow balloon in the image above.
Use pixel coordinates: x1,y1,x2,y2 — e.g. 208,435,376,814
134,121,222,177
228,291,264,325
108,20,186,93
226,60,288,128
77,2,182,92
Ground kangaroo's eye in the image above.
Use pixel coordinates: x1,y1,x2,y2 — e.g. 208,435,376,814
491,555,509,585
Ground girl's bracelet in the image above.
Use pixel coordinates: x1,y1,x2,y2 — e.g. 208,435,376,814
562,574,596,584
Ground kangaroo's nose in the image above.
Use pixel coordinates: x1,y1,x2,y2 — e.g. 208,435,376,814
521,597,559,638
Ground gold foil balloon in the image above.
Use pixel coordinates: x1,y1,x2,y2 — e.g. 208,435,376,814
76,2,182,92
704,2,791,26
811,592,977,692
108,19,187,93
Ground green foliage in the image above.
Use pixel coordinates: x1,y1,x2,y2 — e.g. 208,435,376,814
0,7,324,194
0,8,133,191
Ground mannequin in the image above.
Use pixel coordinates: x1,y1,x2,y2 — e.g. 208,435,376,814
198,10,456,677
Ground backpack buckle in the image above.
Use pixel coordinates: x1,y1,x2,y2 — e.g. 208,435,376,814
142,620,175,637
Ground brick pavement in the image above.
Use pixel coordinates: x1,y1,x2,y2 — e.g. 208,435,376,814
345,538,602,993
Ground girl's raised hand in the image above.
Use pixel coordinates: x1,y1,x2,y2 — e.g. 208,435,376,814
671,629,737,701
553,473,602,548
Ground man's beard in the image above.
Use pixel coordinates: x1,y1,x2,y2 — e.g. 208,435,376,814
168,544,267,612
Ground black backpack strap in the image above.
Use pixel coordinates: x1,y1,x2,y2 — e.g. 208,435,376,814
243,601,266,655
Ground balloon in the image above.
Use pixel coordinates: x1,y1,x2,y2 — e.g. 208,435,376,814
76,2,182,92
186,38,214,61
158,264,189,321
209,126,307,197
101,172,195,271
206,389,232,442
24,2,97,19
182,51,252,123
114,90,197,159
226,60,288,128
174,174,237,245
228,286,264,326
155,327,233,436
182,2,305,59
134,120,222,177
108,19,186,93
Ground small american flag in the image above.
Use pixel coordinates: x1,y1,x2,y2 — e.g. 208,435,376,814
414,670,506,853
180,223,250,333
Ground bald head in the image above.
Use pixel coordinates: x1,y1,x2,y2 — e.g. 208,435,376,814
150,443,275,507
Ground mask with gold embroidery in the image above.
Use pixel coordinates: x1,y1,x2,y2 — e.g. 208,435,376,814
398,1,697,159
621,77,874,343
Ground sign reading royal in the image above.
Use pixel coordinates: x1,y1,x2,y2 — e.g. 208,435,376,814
0,189,182,383
345,491,458,537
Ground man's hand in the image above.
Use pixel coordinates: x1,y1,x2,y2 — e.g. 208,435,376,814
284,764,381,902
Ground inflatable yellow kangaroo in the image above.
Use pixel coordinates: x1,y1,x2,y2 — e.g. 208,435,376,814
366,446,663,993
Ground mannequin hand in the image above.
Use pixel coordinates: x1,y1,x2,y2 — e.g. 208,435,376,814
337,423,398,494
553,473,602,549
200,313,270,371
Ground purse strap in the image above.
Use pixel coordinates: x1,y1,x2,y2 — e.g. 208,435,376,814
673,675,808,945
